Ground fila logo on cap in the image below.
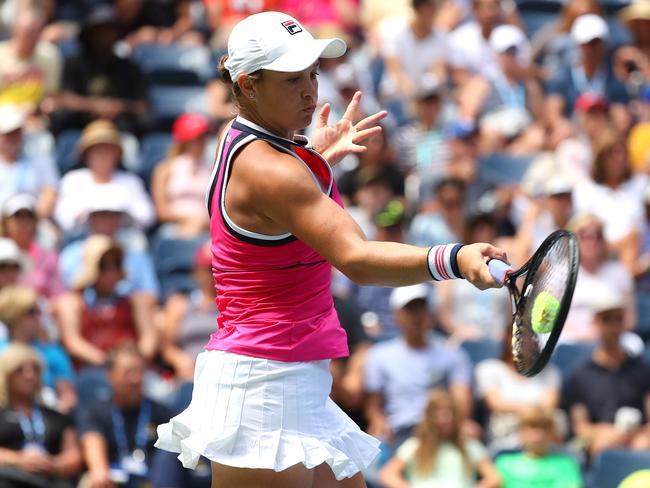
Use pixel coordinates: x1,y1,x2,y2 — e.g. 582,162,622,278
281,19,303,35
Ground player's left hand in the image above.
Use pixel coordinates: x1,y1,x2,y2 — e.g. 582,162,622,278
312,91,387,166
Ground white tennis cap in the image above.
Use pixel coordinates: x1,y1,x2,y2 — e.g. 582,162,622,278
390,284,430,311
571,14,609,44
224,11,347,80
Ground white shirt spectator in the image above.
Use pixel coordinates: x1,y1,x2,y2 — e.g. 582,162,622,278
54,168,154,232
573,174,648,244
379,17,447,97
446,21,498,80
563,261,635,343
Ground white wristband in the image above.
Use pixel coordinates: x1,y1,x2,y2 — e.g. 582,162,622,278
427,244,464,281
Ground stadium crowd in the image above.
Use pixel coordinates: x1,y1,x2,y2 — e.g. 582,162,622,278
0,0,649,486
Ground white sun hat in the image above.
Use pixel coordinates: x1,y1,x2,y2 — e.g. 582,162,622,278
571,14,610,44
224,11,347,80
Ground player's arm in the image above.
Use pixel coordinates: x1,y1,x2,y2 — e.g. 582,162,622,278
246,144,506,289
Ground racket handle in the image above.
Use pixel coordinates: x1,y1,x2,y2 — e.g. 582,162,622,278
487,259,513,285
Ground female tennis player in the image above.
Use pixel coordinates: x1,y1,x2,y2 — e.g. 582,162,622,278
156,11,508,488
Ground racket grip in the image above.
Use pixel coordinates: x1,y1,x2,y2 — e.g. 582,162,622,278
487,259,513,285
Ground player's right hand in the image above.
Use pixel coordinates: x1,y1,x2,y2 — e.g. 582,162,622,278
457,243,509,290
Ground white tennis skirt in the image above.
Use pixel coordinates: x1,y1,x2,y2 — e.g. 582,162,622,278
155,350,380,480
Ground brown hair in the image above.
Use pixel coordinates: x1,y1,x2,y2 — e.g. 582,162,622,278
558,0,604,33
218,55,263,109
518,405,556,432
413,389,471,475
591,131,630,185
104,342,143,370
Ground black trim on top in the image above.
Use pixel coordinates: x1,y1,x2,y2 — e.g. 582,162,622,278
214,259,327,273
449,244,464,279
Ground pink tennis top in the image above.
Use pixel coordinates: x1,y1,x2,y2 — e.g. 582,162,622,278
204,116,349,362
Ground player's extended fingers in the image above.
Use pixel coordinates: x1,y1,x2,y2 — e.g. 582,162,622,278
354,110,388,131
316,103,331,128
341,91,362,121
479,243,509,264
352,126,382,144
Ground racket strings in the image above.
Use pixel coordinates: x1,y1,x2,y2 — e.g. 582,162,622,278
514,236,572,373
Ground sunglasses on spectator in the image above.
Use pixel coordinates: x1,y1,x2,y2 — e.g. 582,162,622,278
578,229,603,241
23,306,40,318
99,258,122,271
598,311,624,324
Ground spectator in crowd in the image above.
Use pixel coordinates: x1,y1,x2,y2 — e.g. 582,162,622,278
531,0,604,73
77,344,176,488
159,241,216,382
0,105,59,218
394,74,449,178
0,343,81,488
52,6,149,135
58,191,160,298
615,0,650,97
349,200,410,341
55,235,158,369
572,131,648,256
151,113,213,239
514,174,574,264
545,14,629,133
0,6,61,121
475,323,561,452
409,177,467,247
379,0,447,105
563,214,636,343
115,0,203,47
0,285,76,413
445,0,506,86
461,24,544,156
630,186,650,339
364,284,473,451
1,193,64,300
437,211,511,343
495,406,583,488
562,292,650,455
54,119,155,234
379,389,500,488
0,237,24,292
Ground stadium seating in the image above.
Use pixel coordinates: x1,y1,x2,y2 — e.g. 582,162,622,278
549,343,595,384
460,339,502,365
151,236,204,300
138,132,174,188
132,43,213,86
590,449,650,488
149,85,208,130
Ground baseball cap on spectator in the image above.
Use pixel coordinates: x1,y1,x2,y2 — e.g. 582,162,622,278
389,284,429,310
224,11,347,80
0,105,25,134
571,14,609,44
1,194,36,218
0,238,27,270
414,73,443,100
172,113,211,143
575,92,609,113
445,120,477,140
592,291,624,314
194,242,212,269
77,120,123,161
79,4,120,40
73,235,124,290
489,24,531,65
544,174,574,196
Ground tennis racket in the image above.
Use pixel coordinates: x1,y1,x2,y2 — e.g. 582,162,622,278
487,230,580,377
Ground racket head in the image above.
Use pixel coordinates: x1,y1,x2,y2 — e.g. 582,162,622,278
506,230,580,377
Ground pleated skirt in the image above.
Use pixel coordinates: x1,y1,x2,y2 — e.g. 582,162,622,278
155,350,380,480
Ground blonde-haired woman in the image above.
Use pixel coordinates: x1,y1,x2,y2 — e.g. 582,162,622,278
0,343,81,487
380,389,501,488
151,112,213,238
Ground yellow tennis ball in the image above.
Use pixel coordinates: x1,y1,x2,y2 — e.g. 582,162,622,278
531,291,560,334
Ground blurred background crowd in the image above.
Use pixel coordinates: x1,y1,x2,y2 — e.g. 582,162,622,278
0,0,649,486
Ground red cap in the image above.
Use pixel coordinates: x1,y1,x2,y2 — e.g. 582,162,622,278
172,113,210,143
194,241,212,269
575,93,609,113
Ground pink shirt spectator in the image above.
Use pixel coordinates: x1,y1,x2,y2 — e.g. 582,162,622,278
20,243,64,299
165,154,212,220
